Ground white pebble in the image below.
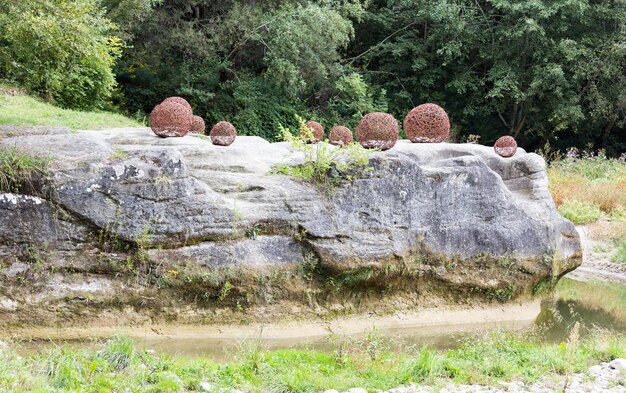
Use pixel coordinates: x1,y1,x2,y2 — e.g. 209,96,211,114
609,358,626,371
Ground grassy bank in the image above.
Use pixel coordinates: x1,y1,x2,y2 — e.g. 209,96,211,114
548,153,626,224
1,328,624,392
548,153,626,265
0,91,142,130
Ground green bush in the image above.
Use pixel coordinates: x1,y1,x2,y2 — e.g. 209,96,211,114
273,115,372,187
558,199,602,225
0,0,120,109
550,152,626,181
328,73,389,128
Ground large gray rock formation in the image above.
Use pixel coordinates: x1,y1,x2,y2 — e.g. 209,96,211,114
0,127,581,327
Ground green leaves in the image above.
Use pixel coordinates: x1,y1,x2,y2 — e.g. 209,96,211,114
353,0,626,152
6,0,620,154
0,0,120,109
260,2,357,97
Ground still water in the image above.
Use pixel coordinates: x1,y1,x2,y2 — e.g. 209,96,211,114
132,278,626,359
14,278,626,360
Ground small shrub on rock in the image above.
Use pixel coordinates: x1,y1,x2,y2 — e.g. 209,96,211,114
149,101,193,138
403,103,450,143
210,121,237,146
275,115,371,187
329,126,353,147
356,112,398,151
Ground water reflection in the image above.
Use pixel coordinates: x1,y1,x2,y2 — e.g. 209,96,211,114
535,298,626,343
134,319,534,361
13,278,626,360
138,278,626,359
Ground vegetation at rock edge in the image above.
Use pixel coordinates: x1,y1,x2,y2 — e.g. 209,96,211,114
1,327,624,392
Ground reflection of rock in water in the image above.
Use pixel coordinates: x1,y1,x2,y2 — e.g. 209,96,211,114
536,299,626,342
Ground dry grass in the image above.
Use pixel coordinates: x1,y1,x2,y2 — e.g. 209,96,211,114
548,173,626,216
586,220,626,242
548,156,626,223
548,171,588,206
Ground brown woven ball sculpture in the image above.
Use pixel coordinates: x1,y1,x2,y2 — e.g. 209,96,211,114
494,135,518,158
190,115,206,134
329,126,353,147
356,112,399,151
149,101,193,138
162,96,193,113
210,121,237,146
302,121,324,143
403,103,450,143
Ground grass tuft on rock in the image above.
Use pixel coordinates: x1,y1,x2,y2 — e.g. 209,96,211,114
273,115,371,189
0,147,50,195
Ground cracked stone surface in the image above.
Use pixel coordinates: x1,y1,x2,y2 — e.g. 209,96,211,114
0,127,582,325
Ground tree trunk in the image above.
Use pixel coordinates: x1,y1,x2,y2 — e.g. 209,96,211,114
594,118,616,151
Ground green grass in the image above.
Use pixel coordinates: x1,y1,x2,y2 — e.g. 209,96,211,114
612,238,626,264
0,147,50,195
0,94,142,130
557,199,602,225
548,154,626,224
1,329,624,392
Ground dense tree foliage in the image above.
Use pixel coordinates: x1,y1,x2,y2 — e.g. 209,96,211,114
353,0,626,152
109,0,381,140
1,0,624,153
0,0,121,109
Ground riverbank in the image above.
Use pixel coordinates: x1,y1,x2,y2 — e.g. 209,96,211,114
567,221,626,285
0,302,541,347
1,328,625,392
1,277,624,392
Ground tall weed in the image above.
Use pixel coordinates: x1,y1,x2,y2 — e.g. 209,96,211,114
548,151,626,222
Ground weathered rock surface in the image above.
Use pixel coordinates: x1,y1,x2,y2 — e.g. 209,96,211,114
0,127,581,327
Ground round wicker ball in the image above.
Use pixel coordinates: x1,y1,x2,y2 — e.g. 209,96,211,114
494,136,518,158
403,103,450,143
190,115,206,134
210,121,237,146
302,121,324,143
329,126,353,147
356,113,398,151
162,96,192,113
149,101,193,138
